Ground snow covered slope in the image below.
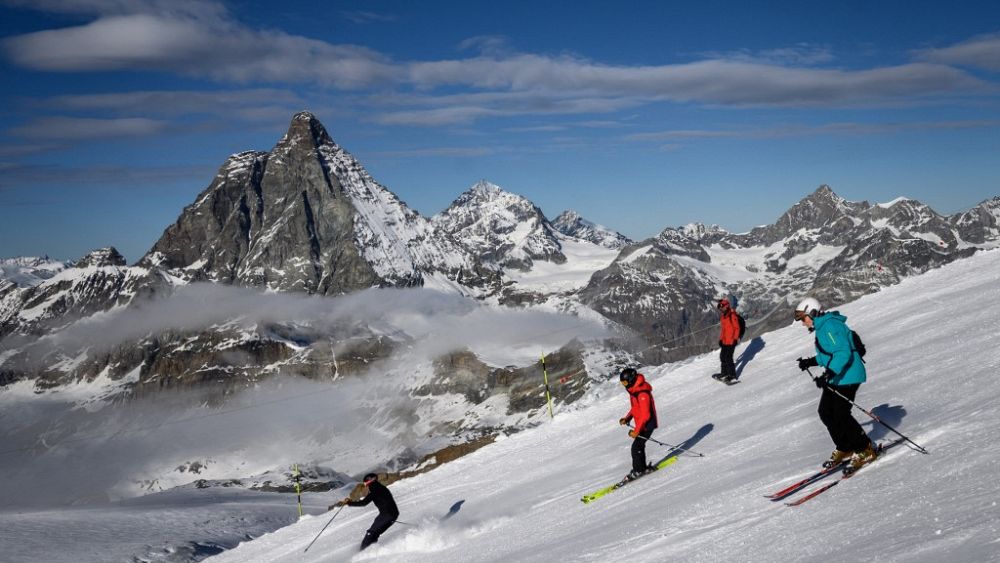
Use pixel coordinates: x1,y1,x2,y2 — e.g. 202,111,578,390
209,248,1000,562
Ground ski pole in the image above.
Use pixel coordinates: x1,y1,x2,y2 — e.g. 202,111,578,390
626,424,705,457
304,504,345,553
803,365,929,454
393,520,418,527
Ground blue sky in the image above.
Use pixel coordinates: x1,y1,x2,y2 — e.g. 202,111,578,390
1,0,999,262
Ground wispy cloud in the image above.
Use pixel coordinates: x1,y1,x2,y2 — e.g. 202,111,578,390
8,116,170,140
0,143,63,156
626,119,1000,142
374,94,642,125
1,1,996,127
0,162,216,189
38,89,305,117
370,146,497,158
698,44,836,66
340,10,396,24
502,125,567,133
458,35,513,56
918,32,1000,72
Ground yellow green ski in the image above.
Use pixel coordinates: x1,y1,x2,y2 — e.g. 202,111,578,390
580,455,679,504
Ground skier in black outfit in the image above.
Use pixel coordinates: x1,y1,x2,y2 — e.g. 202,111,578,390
333,473,399,551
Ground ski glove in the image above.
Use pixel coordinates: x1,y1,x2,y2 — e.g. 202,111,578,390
619,417,629,426
814,368,835,388
798,356,819,371
628,429,638,439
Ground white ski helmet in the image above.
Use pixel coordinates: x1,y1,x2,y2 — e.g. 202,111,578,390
794,297,822,320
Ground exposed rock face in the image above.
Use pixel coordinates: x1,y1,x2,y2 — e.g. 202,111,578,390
142,112,493,293
578,243,720,363
951,196,1000,244
552,210,633,249
433,181,565,271
416,340,588,415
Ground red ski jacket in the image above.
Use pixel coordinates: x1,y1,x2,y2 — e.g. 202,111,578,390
719,309,741,346
622,374,658,433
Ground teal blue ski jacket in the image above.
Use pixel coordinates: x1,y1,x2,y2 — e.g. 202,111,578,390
813,312,866,386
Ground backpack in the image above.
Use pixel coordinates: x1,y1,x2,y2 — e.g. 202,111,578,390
737,313,746,340
851,330,866,360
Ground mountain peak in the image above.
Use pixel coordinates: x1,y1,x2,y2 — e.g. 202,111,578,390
552,210,633,249
276,111,335,152
808,184,842,202
74,247,126,268
468,180,506,198
434,181,564,270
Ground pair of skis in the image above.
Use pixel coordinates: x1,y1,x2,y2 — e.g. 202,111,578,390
580,455,679,504
765,439,904,506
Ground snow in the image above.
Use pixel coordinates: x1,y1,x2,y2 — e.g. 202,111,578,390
877,196,913,209
619,244,653,265
674,239,844,284
204,248,1000,563
504,237,618,293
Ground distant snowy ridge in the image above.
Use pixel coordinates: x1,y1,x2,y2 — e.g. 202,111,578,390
551,210,633,249
0,256,69,288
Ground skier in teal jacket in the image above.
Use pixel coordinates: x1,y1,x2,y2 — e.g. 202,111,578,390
795,297,876,473
812,310,866,386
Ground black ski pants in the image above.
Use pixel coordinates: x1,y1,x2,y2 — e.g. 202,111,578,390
719,344,736,378
360,510,398,550
818,383,870,453
631,426,654,472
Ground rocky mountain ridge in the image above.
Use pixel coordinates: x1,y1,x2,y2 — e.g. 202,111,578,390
3,112,999,438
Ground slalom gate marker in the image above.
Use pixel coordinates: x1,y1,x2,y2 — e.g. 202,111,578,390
541,354,554,420
293,464,303,518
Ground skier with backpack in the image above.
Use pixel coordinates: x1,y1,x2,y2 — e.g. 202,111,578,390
713,298,745,384
794,297,877,473
331,473,399,551
618,367,659,481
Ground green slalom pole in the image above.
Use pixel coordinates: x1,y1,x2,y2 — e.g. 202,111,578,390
293,464,303,518
541,354,554,420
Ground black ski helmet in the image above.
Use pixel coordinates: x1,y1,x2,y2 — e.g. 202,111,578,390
619,367,638,387
363,473,378,485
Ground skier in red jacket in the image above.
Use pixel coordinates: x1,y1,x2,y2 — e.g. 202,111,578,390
618,368,659,481
714,298,742,384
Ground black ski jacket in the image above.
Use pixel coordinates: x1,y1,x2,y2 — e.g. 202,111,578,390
348,481,399,517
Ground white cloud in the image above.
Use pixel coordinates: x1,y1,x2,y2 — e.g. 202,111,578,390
340,9,396,24
8,116,169,140
626,119,1000,143
1,0,995,126
918,33,1000,72
2,10,396,88
40,89,304,116
372,146,497,158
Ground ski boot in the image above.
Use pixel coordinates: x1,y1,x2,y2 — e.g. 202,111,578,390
844,443,879,475
822,449,852,469
623,467,649,482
